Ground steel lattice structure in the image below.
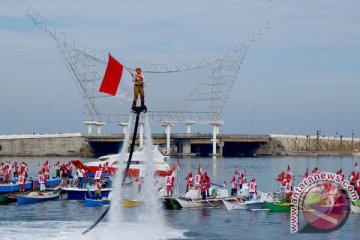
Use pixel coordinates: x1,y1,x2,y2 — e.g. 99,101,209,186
27,7,269,125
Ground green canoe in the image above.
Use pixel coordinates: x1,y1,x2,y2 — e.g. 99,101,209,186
352,200,360,207
0,194,11,204
266,202,292,212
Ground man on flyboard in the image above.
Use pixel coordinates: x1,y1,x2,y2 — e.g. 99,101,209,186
131,67,147,112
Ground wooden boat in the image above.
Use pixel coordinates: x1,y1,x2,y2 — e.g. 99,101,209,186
84,198,110,207
17,191,60,205
4,190,33,203
222,199,247,210
175,197,227,209
265,202,292,212
121,198,142,208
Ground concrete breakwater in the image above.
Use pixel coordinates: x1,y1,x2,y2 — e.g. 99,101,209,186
257,134,360,156
0,133,89,157
0,133,359,157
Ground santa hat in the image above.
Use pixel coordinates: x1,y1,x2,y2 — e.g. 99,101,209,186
250,178,256,182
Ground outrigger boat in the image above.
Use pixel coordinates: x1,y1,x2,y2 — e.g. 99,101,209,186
17,191,60,205
174,188,232,209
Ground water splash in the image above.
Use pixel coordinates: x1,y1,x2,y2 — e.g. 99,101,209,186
108,114,133,224
88,114,184,240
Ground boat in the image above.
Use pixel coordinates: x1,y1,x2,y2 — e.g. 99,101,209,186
83,146,170,177
0,181,33,193
61,186,112,200
17,191,60,205
0,194,12,204
351,200,360,213
4,190,33,203
175,188,231,209
84,198,111,207
352,200,360,207
121,198,142,208
223,192,274,210
265,202,292,212
222,199,265,210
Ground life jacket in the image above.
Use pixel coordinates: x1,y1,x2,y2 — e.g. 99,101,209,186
187,177,193,187
249,181,256,193
165,176,172,186
134,73,144,86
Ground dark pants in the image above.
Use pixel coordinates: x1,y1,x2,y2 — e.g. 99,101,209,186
231,188,237,196
201,191,206,200
78,177,83,189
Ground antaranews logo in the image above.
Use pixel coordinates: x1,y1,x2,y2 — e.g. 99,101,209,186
290,172,358,233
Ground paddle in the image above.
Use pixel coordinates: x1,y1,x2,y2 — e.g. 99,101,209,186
82,108,142,235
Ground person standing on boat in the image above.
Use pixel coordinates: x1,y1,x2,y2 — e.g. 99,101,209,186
200,181,207,200
44,160,50,179
165,174,174,197
230,176,237,196
77,166,85,189
4,165,11,184
18,171,26,192
203,171,211,197
39,170,46,191
67,163,73,178
95,179,102,199
60,164,69,187
249,178,257,200
131,67,145,110
185,171,193,193
12,161,19,178
55,161,61,178
104,162,109,174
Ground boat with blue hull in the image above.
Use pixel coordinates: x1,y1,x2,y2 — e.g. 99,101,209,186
17,191,60,205
61,187,112,200
84,198,111,207
0,182,33,193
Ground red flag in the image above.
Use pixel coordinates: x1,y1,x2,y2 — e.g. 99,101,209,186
99,54,132,98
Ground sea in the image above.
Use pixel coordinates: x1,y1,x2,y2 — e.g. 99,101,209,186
0,156,360,240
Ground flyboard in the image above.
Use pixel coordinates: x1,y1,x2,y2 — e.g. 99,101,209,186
82,106,147,235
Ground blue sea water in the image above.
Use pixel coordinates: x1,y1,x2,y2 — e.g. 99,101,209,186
0,156,359,240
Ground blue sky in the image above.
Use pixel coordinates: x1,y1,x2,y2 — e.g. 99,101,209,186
0,0,359,136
